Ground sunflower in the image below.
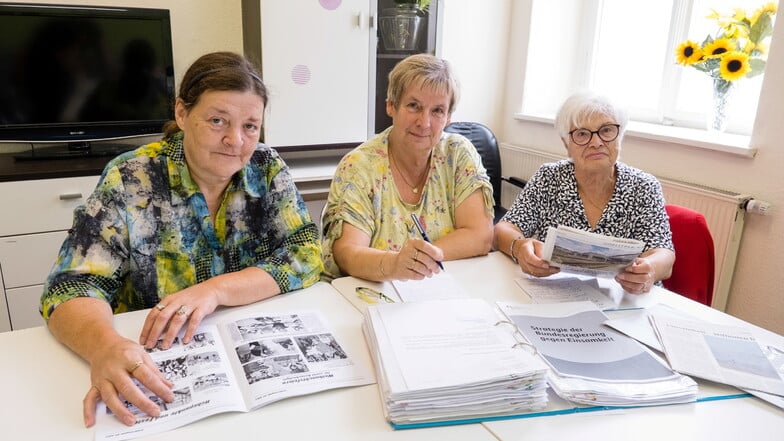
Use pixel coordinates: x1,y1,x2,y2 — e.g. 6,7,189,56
719,51,751,81
675,40,704,65
703,38,734,58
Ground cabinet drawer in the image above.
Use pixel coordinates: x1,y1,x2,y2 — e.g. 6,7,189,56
0,175,99,236
6,284,45,330
0,231,66,288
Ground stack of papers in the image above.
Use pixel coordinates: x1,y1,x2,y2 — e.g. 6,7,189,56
498,301,698,407
363,298,549,426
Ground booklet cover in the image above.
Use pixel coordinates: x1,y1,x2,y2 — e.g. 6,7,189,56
95,309,374,441
541,225,645,278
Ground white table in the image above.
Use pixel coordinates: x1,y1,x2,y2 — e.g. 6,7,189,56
332,252,784,440
0,281,496,441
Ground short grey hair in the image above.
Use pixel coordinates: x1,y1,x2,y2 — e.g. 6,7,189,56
554,92,628,143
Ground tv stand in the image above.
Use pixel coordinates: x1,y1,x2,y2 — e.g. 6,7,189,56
13,141,136,161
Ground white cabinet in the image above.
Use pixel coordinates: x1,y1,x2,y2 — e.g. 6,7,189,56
0,176,99,331
251,0,440,148
259,0,371,147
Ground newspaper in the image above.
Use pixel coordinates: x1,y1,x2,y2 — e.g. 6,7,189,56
650,314,784,396
95,309,374,440
542,225,645,278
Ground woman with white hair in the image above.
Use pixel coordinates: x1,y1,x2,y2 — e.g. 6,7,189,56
494,92,674,294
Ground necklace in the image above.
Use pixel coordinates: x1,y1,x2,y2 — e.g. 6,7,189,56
578,187,610,212
389,148,430,194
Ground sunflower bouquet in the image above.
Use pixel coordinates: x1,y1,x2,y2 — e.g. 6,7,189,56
675,3,777,129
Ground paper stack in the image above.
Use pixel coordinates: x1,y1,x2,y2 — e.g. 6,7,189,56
363,298,549,427
498,301,698,407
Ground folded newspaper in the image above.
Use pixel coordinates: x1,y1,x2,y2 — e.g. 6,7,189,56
542,226,645,277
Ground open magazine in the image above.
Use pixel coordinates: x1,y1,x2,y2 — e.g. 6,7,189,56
542,225,645,278
95,309,374,441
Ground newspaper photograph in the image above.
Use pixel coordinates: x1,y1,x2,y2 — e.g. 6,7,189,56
542,226,645,278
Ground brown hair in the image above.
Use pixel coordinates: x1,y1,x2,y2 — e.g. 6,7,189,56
386,53,460,115
162,51,268,138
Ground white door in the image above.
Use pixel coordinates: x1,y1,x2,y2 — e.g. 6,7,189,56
260,0,371,147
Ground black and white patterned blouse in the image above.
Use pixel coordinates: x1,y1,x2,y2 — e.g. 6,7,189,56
501,160,673,252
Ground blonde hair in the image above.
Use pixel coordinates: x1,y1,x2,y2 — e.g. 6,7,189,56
386,53,460,114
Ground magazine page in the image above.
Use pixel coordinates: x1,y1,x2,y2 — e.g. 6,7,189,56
650,314,784,396
221,309,375,409
498,301,677,383
95,324,247,441
541,226,645,278
515,276,619,310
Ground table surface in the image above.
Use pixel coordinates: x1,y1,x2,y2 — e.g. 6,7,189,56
3,253,783,440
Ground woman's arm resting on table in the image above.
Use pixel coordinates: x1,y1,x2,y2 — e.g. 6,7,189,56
433,189,493,260
494,220,559,277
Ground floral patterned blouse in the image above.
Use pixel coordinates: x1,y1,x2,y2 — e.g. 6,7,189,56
321,127,493,279
501,159,673,252
41,132,323,320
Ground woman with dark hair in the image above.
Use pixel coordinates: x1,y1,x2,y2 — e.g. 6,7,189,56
40,51,322,427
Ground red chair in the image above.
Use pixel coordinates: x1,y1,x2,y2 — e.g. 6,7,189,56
663,204,715,306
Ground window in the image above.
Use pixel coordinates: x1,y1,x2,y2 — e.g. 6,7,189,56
521,0,777,136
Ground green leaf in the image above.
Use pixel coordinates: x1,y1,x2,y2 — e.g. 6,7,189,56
747,58,767,78
750,14,773,43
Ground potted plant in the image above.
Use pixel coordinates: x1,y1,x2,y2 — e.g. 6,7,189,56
379,0,430,51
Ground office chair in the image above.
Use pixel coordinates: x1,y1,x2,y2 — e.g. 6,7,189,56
444,122,525,223
662,204,715,306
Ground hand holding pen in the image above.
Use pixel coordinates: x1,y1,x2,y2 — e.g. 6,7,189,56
410,214,445,271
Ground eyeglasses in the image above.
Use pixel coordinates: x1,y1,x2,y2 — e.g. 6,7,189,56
568,124,620,146
355,287,395,304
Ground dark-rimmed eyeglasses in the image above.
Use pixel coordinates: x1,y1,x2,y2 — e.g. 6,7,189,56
568,124,620,146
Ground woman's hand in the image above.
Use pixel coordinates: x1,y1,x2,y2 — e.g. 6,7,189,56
84,335,174,427
139,282,221,350
514,237,560,278
388,238,444,280
616,257,656,294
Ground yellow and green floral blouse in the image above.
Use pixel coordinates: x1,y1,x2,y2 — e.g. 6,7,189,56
41,132,322,320
321,127,493,279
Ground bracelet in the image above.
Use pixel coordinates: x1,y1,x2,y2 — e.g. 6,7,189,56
379,251,389,278
509,236,525,264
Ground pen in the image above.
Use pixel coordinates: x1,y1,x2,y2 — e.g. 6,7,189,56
410,213,445,270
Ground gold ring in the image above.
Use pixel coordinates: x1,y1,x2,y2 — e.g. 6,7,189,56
176,305,188,316
129,360,143,373
155,303,166,311
413,249,419,262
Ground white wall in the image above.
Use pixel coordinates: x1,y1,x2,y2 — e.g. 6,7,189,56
440,0,511,133
501,1,784,335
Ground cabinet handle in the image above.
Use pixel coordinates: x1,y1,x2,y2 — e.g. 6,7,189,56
59,193,83,200
356,11,365,29
369,14,375,29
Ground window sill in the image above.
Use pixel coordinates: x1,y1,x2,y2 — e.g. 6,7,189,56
513,112,756,158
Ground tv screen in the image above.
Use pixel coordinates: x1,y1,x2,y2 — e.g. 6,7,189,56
0,3,175,147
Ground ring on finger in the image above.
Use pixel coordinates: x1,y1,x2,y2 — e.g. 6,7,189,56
176,305,188,316
128,360,143,373
155,303,166,311
413,249,419,262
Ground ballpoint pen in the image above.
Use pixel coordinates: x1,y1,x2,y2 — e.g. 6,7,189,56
409,213,445,270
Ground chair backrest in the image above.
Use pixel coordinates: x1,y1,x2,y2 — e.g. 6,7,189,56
663,204,715,306
443,121,504,222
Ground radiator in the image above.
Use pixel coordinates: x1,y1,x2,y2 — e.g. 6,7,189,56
499,143,748,311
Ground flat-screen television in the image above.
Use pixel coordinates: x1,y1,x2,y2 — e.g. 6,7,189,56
0,3,175,155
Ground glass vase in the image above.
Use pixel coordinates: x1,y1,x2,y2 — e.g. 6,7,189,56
379,4,424,51
708,78,733,132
